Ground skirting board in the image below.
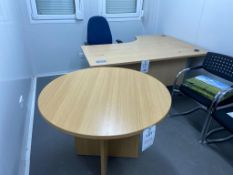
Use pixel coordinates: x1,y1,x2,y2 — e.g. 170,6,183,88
20,69,80,175
19,77,37,175
21,68,84,175
36,69,79,78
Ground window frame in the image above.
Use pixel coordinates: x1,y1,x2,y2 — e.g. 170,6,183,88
30,0,84,21
100,0,144,21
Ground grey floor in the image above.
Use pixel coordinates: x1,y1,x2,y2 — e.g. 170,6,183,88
30,75,233,175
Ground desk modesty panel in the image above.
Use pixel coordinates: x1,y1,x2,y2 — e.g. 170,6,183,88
81,35,207,67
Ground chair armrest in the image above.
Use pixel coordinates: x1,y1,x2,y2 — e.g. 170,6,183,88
116,39,123,44
210,87,233,112
172,66,203,91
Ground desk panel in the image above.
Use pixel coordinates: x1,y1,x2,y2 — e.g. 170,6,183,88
118,58,187,86
81,35,207,86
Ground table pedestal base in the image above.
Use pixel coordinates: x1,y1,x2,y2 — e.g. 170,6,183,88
75,135,140,175
100,141,108,175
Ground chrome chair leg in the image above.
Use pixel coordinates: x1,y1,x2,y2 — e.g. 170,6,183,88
170,106,204,117
169,87,180,116
207,127,225,135
200,112,213,144
170,86,205,117
170,85,206,117
172,89,180,96
205,127,233,144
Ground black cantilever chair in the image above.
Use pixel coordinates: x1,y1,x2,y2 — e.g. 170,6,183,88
205,96,233,144
170,52,233,143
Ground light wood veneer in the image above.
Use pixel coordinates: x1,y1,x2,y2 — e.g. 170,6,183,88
81,35,206,67
38,67,171,140
38,67,172,175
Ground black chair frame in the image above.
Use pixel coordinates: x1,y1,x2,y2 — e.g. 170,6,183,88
205,88,233,144
170,52,233,143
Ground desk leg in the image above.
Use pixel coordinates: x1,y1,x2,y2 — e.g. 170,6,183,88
100,140,108,175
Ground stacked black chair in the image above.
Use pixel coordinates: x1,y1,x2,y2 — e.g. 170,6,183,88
171,52,233,143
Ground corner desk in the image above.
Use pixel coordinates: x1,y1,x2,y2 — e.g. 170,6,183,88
81,35,207,85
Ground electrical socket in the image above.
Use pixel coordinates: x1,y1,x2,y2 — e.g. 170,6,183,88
79,52,85,59
19,95,24,108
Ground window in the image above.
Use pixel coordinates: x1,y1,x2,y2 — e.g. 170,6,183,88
100,0,144,21
30,0,84,20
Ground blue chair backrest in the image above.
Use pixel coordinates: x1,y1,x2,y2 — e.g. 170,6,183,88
87,16,113,45
203,52,233,82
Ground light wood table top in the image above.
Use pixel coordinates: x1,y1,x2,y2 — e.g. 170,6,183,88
81,35,207,67
38,67,171,140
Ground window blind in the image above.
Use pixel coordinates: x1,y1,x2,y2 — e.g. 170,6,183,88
35,0,75,15
106,0,137,14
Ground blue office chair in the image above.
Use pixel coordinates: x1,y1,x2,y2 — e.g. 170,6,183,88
87,16,123,45
170,52,233,143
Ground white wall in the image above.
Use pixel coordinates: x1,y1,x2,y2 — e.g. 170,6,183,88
142,0,159,34
197,0,233,56
0,1,32,80
0,0,33,175
22,0,144,75
0,80,32,175
156,0,233,57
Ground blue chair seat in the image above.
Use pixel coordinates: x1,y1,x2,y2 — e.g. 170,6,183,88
213,107,233,133
180,84,233,108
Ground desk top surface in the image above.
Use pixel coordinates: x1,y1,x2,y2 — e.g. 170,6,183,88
38,67,171,140
81,35,207,67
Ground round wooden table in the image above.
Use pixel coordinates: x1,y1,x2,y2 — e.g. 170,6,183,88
38,67,171,175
